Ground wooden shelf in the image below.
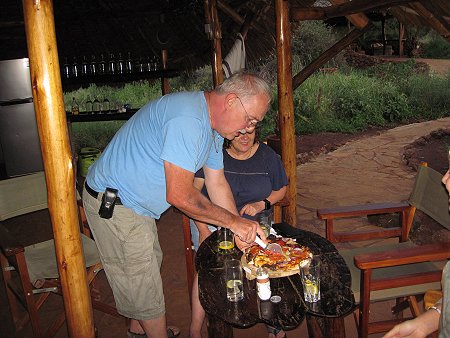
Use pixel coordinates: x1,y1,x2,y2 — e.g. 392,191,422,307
67,110,137,122
62,69,180,89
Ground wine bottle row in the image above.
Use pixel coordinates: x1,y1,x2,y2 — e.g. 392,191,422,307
62,52,160,79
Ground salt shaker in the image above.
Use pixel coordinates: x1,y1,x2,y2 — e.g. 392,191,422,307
256,267,271,300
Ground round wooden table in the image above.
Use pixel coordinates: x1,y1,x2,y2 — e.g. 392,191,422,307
196,222,355,337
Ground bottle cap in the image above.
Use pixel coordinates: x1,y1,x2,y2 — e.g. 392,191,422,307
270,295,281,303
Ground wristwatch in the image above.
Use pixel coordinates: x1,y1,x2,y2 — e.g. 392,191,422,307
264,199,271,210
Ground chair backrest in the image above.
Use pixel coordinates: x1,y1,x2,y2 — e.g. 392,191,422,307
409,165,450,231
0,172,48,221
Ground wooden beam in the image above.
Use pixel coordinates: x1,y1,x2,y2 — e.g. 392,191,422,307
420,2,450,32
275,0,296,226
329,0,369,29
292,24,371,90
408,2,450,41
21,0,95,337
291,0,421,21
217,0,266,35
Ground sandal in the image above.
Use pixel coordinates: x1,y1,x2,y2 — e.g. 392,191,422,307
127,326,180,338
266,325,287,338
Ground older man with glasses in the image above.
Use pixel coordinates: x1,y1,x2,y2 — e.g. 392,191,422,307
82,70,272,338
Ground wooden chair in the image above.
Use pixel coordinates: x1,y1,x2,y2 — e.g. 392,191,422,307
0,175,121,337
317,163,450,338
182,196,290,304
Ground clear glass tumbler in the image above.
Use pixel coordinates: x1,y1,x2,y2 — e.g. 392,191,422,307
225,259,244,302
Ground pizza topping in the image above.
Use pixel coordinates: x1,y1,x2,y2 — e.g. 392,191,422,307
244,236,312,273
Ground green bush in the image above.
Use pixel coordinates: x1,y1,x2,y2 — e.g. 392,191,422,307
71,121,125,154
287,72,410,134
402,73,450,119
63,80,161,112
420,31,450,59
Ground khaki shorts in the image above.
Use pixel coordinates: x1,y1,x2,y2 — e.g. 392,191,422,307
83,186,165,320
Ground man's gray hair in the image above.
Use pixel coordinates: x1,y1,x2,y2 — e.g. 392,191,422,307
215,70,272,104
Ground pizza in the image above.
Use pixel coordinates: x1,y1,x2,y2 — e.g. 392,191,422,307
242,235,313,278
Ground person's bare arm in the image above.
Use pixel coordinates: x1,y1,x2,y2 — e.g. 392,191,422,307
239,186,287,217
164,161,264,244
382,305,441,338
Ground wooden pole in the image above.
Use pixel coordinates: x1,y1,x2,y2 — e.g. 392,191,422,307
275,0,296,226
399,22,404,56
161,49,170,95
21,0,95,337
207,0,224,86
381,12,387,55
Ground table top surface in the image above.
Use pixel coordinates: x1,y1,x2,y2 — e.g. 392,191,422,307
196,222,355,330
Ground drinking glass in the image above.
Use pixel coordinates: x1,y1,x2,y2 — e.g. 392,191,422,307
257,210,272,237
225,259,244,302
300,256,321,302
217,227,234,253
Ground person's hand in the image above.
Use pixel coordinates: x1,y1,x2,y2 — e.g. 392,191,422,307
239,201,265,217
383,320,428,338
442,169,450,192
234,235,252,251
230,217,266,244
382,309,440,338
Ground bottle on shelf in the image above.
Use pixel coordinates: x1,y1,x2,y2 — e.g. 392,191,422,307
98,54,106,75
108,53,116,75
125,52,133,74
151,56,159,71
85,96,93,113
71,57,79,78
81,56,89,77
89,55,97,76
116,53,124,75
145,56,152,72
63,57,70,79
71,97,79,115
92,97,100,114
136,57,144,73
102,97,110,113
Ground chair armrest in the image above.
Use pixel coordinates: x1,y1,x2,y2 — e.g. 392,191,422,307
354,242,450,270
317,202,410,220
0,224,25,256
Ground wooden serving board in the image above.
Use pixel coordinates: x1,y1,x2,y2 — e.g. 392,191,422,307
241,254,300,280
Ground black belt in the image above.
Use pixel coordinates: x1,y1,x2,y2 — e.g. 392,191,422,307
85,182,122,205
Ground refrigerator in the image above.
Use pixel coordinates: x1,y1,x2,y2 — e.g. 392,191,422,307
0,58,43,177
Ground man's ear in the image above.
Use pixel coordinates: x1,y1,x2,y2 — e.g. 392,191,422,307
225,93,237,108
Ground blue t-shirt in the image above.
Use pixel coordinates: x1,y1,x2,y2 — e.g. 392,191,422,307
86,91,224,218
197,142,288,220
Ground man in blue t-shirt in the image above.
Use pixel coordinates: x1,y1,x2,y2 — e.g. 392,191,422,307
82,70,272,338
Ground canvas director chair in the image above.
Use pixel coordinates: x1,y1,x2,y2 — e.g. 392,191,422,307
0,172,121,337
317,163,450,338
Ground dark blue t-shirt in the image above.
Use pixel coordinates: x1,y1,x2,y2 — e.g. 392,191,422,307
197,142,288,220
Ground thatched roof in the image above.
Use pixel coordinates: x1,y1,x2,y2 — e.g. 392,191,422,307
1,0,449,72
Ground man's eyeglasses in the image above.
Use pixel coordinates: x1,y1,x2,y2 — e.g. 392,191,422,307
236,96,261,128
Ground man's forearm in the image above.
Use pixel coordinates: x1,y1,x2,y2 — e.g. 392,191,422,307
174,189,239,231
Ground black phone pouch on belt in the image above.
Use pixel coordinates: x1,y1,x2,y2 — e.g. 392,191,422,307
98,188,118,219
